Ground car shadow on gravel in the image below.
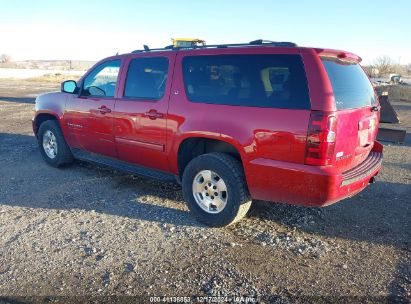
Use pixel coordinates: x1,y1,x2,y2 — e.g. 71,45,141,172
1,132,409,245
0,133,201,228
1,132,410,300
68,157,207,226
0,96,35,104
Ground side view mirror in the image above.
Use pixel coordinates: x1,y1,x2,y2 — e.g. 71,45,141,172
61,80,77,94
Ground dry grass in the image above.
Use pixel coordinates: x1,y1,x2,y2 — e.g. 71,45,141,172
25,73,82,83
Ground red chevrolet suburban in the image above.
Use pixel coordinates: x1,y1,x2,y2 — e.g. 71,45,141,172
33,40,383,227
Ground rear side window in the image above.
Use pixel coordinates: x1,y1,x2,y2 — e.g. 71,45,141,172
182,54,310,109
321,58,376,109
124,57,169,100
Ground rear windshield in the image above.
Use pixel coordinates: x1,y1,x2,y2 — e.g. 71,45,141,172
182,54,311,109
321,58,376,110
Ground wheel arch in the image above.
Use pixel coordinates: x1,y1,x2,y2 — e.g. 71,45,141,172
33,111,60,136
175,134,246,178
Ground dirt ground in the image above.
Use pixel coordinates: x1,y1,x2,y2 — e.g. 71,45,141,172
0,79,410,303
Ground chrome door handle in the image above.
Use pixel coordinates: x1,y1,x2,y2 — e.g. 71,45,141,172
98,106,111,114
145,110,163,119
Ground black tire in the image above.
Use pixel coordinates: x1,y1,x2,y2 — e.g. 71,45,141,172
182,152,252,227
37,120,73,167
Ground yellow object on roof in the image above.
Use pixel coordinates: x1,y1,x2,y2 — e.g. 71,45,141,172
172,38,206,48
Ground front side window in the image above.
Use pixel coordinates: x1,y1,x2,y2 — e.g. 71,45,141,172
82,60,121,97
182,54,310,109
124,57,169,100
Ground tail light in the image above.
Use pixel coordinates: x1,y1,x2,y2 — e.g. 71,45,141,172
305,111,337,166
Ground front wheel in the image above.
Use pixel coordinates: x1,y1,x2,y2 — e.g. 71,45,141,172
37,120,73,167
182,153,252,227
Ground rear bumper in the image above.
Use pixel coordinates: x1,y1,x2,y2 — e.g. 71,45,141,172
341,152,382,186
246,143,383,207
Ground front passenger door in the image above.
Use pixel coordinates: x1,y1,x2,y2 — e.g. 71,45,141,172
65,59,121,158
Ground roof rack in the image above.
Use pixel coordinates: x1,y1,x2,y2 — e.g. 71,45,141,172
131,39,297,53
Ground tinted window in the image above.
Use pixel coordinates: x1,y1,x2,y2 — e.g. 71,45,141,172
82,60,120,97
124,57,169,99
182,55,310,109
322,58,376,109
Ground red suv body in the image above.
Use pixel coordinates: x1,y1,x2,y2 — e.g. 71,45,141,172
33,41,383,226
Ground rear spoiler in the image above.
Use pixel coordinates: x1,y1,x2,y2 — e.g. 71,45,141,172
315,48,362,63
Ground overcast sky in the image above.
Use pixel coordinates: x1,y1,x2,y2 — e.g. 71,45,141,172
1,0,410,65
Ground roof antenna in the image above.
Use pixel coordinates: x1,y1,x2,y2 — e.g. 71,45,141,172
143,45,150,51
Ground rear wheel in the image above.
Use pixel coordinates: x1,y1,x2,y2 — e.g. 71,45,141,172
182,152,252,227
37,120,73,167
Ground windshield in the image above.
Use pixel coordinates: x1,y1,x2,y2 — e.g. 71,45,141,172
321,58,376,110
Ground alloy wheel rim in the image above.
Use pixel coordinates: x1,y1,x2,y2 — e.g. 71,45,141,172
42,130,58,159
192,170,228,214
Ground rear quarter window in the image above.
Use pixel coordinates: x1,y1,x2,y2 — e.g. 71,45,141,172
182,54,311,109
321,58,377,110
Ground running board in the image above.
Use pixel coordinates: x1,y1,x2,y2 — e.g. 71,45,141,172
71,149,178,183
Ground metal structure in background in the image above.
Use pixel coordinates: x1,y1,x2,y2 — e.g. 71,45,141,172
377,124,407,143
379,94,400,123
377,92,406,143
172,38,206,48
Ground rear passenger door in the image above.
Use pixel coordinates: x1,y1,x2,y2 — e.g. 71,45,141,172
169,50,312,164
114,53,176,171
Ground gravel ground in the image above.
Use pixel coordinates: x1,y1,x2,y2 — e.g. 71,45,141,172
0,80,410,303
